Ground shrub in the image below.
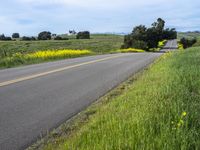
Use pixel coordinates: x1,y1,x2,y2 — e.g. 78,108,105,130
0,34,12,41
21,36,36,41
76,31,90,39
0,34,5,40
54,36,69,40
12,33,20,38
4,37,12,41
180,38,197,49
38,31,51,40
30,37,36,41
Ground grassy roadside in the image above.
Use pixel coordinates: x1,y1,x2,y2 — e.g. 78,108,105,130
30,47,200,150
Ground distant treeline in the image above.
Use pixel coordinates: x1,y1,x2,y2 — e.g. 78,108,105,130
121,18,177,50
0,30,90,41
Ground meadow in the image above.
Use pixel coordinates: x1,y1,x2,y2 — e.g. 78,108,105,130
0,34,124,68
0,34,123,57
40,47,200,150
178,32,200,47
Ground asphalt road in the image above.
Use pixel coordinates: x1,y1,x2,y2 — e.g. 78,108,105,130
0,40,177,150
163,39,178,50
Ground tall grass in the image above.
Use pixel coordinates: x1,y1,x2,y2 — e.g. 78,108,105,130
44,47,200,150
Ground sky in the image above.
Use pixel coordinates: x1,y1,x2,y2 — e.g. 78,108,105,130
0,0,200,36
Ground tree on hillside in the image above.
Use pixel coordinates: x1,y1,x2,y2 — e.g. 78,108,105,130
180,38,197,49
21,36,36,41
0,34,12,41
76,31,90,39
12,33,20,38
121,18,177,50
38,31,51,40
0,34,5,40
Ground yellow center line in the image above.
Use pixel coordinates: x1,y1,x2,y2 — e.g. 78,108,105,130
0,54,124,87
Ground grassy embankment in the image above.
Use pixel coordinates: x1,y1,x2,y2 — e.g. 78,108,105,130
38,47,200,150
178,32,200,47
0,34,124,69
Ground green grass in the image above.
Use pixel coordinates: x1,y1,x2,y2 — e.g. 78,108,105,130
0,34,123,69
178,32,200,40
40,47,200,150
178,32,200,47
0,34,123,57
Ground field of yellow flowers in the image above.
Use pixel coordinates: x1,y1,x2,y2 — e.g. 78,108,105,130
26,49,92,60
119,48,145,53
0,49,92,68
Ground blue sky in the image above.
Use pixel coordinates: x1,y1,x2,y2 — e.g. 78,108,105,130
0,0,200,36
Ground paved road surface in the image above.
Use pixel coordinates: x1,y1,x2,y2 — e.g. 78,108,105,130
163,39,178,50
0,40,177,150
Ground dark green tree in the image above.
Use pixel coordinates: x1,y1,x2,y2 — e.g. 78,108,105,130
12,33,20,38
180,38,197,49
76,31,90,39
121,18,177,51
38,31,51,40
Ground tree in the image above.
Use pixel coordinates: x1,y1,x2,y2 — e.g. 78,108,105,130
12,33,20,38
0,34,5,40
163,28,177,39
76,31,90,39
122,18,177,51
180,38,197,49
38,31,51,40
21,36,36,41
22,36,31,41
0,34,12,41
54,36,69,40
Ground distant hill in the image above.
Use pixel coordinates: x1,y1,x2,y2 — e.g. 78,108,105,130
178,31,200,39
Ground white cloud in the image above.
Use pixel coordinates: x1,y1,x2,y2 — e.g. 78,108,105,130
19,0,173,9
0,0,199,35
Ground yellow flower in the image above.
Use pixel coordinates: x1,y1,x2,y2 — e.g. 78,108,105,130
120,48,145,53
182,112,187,117
25,49,92,59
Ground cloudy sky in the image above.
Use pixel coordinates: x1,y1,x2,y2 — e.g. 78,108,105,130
0,0,200,36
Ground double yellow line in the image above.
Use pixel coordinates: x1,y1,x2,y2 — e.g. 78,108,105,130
0,55,124,87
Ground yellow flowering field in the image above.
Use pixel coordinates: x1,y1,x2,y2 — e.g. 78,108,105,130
26,49,92,59
0,49,93,68
119,48,145,53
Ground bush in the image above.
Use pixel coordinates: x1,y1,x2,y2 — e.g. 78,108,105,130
12,33,20,38
0,34,5,40
21,36,36,41
121,36,147,50
0,34,12,41
180,38,197,49
76,31,90,39
54,36,69,40
38,31,51,40
30,37,36,41
4,37,12,41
